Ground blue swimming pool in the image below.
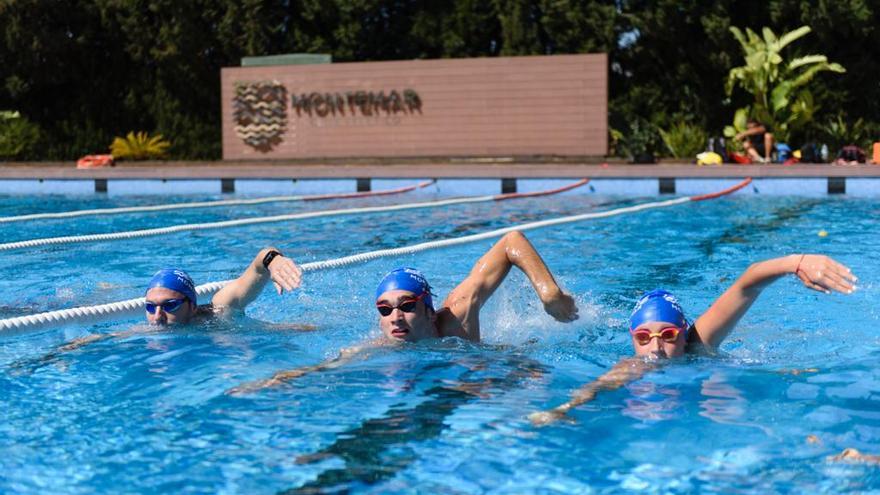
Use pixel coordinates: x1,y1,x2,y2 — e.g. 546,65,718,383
0,190,878,493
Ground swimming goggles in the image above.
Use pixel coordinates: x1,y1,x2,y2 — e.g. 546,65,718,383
630,327,682,346
376,293,426,317
145,298,188,314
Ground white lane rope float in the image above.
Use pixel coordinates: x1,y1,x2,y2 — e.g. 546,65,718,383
0,179,589,252
0,180,436,224
0,178,750,335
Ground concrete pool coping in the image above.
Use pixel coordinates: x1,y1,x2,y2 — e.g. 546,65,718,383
2,161,880,179
2,161,880,196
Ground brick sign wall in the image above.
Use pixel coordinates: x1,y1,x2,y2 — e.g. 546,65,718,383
221,54,607,159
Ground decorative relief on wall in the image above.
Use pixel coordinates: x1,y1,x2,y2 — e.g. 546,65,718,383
233,81,288,152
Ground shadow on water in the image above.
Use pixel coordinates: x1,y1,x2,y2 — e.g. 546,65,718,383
600,199,823,307
360,198,638,249
280,354,546,495
696,199,821,257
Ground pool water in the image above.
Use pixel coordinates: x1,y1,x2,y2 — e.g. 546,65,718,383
0,191,878,494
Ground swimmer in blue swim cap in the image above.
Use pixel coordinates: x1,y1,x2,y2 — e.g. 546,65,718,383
144,247,302,325
373,231,578,343
627,254,856,360
530,253,857,426
227,231,578,395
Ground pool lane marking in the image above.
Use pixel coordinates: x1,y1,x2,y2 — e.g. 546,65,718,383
493,178,590,200
0,180,436,224
0,180,589,252
690,178,752,201
0,178,750,334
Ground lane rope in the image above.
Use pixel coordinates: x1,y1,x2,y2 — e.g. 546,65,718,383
0,180,589,252
0,180,436,224
0,178,750,335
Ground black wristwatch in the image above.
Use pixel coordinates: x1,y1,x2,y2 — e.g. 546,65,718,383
262,250,283,269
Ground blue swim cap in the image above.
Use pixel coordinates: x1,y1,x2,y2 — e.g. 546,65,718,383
630,289,687,330
146,268,197,305
375,267,433,310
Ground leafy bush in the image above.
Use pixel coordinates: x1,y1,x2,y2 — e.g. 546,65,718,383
619,119,660,163
608,127,625,157
819,114,880,153
659,122,707,159
110,131,171,160
723,26,845,142
0,111,41,159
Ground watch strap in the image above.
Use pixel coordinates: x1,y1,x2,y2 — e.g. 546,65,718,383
262,250,283,269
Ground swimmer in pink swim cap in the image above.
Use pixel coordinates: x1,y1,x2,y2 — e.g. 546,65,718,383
530,254,857,426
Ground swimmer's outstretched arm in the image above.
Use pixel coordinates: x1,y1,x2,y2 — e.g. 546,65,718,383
693,254,856,349
212,247,302,311
225,343,369,396
442,231,578,341
9,329,148,373
529,357,658,426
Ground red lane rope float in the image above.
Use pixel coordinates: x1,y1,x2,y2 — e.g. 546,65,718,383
494,178,590,200
301,179,435,201
0,179,588,252
690,178,752,201
0,180,436,224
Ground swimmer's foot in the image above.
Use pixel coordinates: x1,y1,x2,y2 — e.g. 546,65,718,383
528,409,572,427
225,379,272,396
828,448,880,464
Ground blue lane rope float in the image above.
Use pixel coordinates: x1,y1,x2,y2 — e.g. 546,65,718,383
0,178,750,335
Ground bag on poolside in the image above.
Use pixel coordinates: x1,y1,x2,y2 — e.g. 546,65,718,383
799,143,821,163
707,137,729,163
696,151,723,166
775,143,792,163
836,145,866,163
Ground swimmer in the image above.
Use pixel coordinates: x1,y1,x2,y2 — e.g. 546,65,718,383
530,254,856,425
228,231,578,394
143,247,301,325
29,247,304,361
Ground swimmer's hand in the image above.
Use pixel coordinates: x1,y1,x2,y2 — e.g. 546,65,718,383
794,255,857,295
543,291,578,322
268,255,303,295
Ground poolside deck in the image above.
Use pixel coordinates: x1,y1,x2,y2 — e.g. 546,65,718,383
2,161,880,179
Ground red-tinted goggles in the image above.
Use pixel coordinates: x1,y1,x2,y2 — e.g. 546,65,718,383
630,327,682,346
376,293,426,317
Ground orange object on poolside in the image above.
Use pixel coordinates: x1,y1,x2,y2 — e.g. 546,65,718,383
76,154,115,169
873,142,879,164
730,152,752,164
